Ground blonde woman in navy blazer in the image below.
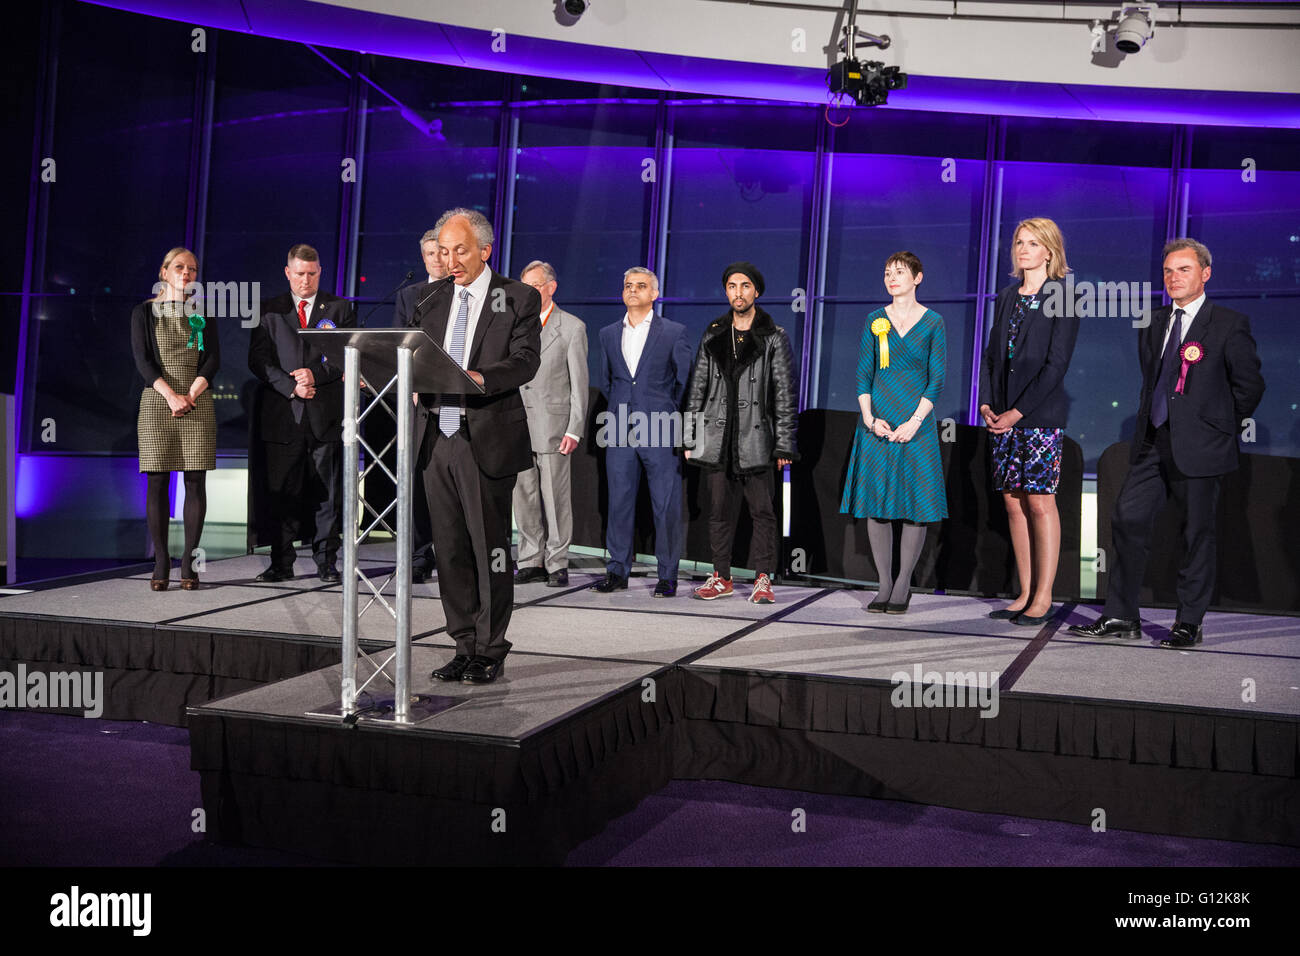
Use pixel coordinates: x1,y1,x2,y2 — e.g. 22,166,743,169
978,218,1080,626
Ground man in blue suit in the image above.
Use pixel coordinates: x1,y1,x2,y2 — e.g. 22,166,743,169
590,267,693,597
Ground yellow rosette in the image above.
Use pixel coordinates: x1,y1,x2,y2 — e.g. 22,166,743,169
870,316,891,369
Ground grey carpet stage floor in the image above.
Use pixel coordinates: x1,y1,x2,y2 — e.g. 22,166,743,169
3,549,1297,715
3,546,1299,860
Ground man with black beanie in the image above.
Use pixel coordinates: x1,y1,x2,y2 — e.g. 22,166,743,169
683,262,798,603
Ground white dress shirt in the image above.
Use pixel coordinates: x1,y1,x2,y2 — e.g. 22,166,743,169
443,266,493,369
621,312,653,376
1160,293,1205,355
293,293,318,323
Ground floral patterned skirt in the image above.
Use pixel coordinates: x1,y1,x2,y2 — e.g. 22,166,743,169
990,427,1063,494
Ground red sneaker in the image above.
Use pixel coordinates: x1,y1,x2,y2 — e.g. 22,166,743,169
749,573,775,604
694,573,734,600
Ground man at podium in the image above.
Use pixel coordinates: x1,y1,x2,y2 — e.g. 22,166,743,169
413,208,541,684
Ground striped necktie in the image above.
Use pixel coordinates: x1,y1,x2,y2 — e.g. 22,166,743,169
439,288,470,437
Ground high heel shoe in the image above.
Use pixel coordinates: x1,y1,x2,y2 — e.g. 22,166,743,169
885,591,912,614
150,578,169,591
180,574,199,591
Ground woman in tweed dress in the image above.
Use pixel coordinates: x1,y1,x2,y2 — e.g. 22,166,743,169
131,247,220,590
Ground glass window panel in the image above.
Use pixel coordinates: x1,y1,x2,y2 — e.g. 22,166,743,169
511,104,657,298
673,105,818,152
27,5,195,452
204,34,351,288
832,110,987,160
202,34,353,451
1003,117,1176,167
824,155,985,300
664,125,815,357
1204,295,1299,460
30,295,145,455
355,100,499,315
1190,126,1300,173
1184,169,1300,294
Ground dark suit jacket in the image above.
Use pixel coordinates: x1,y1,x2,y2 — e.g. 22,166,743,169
413,269,541,478
596,314,693,419
130,299,221,386
394,276,446,331
978,280,1081,429
248,291,357,443
394,277,446,453
1130,298,1264,477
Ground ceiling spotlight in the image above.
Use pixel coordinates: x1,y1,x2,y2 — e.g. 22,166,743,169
562,0,589,17
1114,4,1157,54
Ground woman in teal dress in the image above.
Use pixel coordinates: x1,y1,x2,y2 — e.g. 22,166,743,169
840,251,947,613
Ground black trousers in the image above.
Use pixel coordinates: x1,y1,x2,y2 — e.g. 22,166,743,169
706,467,777,579
1104,424,1222,625
263,429,341,570
422,426,516,662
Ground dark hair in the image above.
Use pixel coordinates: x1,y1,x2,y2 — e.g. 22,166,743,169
287,243,320,264
885,251,923,278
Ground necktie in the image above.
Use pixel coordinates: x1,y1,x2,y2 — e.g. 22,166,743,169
1149,308,1185,428
439,289,470,437
297,299,308,329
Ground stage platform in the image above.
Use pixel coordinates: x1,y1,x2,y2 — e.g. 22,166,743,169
2,547,1298,862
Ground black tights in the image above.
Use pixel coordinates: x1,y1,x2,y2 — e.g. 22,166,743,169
145,471,207,579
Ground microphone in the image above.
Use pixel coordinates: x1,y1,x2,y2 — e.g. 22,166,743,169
359,271,415,326
413,273,457,322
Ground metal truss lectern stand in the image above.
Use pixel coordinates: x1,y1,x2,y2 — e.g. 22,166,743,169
301,328,482,725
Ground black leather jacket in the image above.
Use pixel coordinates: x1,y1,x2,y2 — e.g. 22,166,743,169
683,306,799,473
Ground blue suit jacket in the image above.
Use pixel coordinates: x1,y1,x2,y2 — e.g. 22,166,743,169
596,314,692,420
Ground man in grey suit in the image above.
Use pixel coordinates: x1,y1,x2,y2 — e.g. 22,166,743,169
513,261,588,587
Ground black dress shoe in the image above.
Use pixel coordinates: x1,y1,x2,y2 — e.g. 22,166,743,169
884,591,912,614
462,656,505,684
988,607,1023,620
589,573,628,593
256,567,293,583
411,566,430,584
431,654,472,681
318,565,341,584
653,579,678,598
1012,606,1056,626
515,566,548,584
1068,616,1141,639
1160,621,1203,648
546,569,569,587
867,599,889,613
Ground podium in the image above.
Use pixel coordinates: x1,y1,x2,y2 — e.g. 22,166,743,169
300,327,483,724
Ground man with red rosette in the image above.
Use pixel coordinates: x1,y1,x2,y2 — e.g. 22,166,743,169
1070,239,1264,647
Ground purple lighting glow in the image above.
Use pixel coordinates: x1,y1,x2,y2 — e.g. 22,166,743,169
81,0,1300,130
